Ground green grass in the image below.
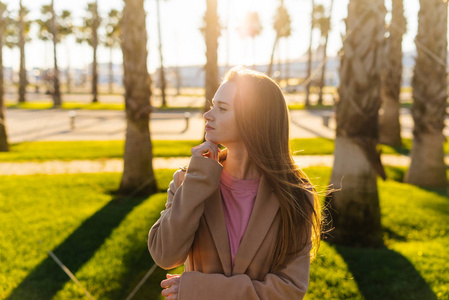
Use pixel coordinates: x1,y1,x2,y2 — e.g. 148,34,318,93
294,137,449,156
5,101,202,111
0,140,200,162
4,138,448,162
308,169,449,299
6,101,126,110
1,138,332,162
0,170,175,300
291,138,335,155
287,103,335,110
9,101,336,111
1,167,448,299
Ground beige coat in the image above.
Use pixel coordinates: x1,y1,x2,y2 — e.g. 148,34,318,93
148,156,311,299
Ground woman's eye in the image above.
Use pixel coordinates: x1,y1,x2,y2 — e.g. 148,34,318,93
219,107,227,111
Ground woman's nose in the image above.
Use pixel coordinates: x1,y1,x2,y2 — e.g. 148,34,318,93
203,108,214,121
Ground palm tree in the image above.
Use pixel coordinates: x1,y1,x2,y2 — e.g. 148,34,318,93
326,0,386,247
104,8,121,94
4,1,31,103
304,0,316,108
202,0,220,113
119,0,157,196
379,0,406,147
405,0,448,188
37,4,73,107
50,0,61,107
18,0,27,103
0,1,9,151
237,11,262,68
267,1,291,77
90,1,99,103
77,1,100,103
36,5,53,94
156,0,167,107
317,1,334,106
58,10,73,94
74,26,88,88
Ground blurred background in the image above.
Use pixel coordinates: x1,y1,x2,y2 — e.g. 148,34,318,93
1,0,448,299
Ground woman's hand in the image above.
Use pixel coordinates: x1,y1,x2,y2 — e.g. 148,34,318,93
191,141,220,161
161,274,181,300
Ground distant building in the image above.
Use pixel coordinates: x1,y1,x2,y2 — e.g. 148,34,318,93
0,51,428,91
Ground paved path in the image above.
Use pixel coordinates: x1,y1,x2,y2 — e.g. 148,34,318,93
2,90,424,143
4,106,432,144
5,108,339,143
0,154,425,176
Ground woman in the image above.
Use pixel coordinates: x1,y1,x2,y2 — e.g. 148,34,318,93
148,66,321,300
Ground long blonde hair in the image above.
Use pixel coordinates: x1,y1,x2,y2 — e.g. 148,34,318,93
223,66,322,270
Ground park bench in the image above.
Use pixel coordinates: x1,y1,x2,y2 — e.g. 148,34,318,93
69,110,193,133
321,111,335,128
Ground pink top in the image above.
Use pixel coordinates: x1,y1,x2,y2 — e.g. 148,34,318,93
220,168,260,268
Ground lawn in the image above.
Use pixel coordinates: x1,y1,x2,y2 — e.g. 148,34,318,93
1,138,438,162
5,101,202,112
1,168,448,299
6,101,126,111
0,140,200,162
7,101,335,111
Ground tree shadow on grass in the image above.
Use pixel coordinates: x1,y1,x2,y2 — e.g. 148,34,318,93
104,243,167,300
422,186,449,199
335,245,437,300
7,194,148,300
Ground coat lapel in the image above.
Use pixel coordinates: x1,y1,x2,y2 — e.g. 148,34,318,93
203,188,233,276
232,175,279,275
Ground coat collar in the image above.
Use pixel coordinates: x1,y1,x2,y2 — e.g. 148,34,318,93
203,171,279,276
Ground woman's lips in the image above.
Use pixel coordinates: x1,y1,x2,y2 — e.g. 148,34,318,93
205,125,215,131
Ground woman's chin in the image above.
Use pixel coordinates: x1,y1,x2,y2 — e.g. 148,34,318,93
204,134,218,144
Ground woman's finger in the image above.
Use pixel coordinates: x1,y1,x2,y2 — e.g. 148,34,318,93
191,142,220,161
161,284,179,297
165,293,178,300
204,141,220,160
161,277,176,288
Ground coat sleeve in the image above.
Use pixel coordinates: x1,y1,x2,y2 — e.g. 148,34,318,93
177,244,312,300
148,156,223,270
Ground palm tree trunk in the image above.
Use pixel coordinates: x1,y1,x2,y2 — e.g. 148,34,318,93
405,0,448,188
119,0,157,196
175,66,181,95
156,0,167,107
267,34,279,77
0,17,9,152
305,0,315,108
204,0,219,114
318,0,334,106
252,36,256,69
328,136,381,245
109,46,113,94
66,49,72,94
379,93,401,146
326,0,386,247
379,0,405,147
277,41,281,81
92,0,99,103
18,0,26,103
317,36,328,106
285,38,289,87
51,0,61,107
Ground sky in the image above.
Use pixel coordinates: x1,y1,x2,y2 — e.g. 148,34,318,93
1,0,423,73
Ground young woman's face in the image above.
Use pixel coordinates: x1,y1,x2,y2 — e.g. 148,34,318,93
203,81,242,145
